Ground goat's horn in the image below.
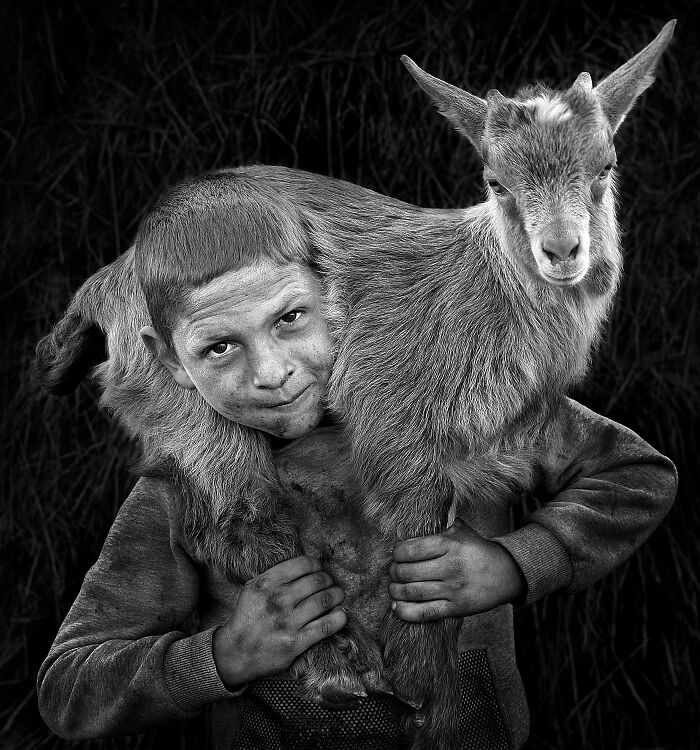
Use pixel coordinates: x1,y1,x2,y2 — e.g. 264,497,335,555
571,72,593,92
486,88,508,105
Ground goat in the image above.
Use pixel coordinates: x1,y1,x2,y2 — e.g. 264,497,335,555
36,20,675,750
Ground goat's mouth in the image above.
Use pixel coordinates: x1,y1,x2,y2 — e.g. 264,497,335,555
539,266,587,286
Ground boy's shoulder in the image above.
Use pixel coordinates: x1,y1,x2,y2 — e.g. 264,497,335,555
550,397,653,457
537,397,674,496
110,474,184,542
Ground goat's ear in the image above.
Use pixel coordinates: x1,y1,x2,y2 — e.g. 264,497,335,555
401,55,488,153
594,19,676,133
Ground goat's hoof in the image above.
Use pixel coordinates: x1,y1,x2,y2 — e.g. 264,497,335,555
363,671,394,697
300,672,369,708
310,688,367,711
393,688,425,710
410,711,426,728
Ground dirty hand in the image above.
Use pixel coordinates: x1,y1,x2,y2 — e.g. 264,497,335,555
213,555,346,688
388,517,526,622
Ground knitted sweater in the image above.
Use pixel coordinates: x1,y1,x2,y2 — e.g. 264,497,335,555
37,398,677,749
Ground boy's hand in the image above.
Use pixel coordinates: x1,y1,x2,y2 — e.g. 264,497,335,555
388,517,526,622
213,555,346,688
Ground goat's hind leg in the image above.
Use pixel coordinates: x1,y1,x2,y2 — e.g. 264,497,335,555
377,491,462,750
380,613,462,749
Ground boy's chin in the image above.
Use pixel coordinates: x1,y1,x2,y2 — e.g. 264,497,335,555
257,407,326,440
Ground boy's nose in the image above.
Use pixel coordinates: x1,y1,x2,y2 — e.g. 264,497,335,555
249,344,294,389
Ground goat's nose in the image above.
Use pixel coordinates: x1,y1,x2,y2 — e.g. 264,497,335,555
542,236,580,263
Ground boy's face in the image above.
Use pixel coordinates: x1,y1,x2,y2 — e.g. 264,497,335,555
143,261,334,439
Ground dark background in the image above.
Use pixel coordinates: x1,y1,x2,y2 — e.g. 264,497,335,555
2,0,698,748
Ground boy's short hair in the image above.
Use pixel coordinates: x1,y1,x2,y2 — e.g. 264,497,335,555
134,170,312,346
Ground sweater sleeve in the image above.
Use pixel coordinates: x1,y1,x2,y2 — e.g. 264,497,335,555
494,398,678,605
36,478,243,740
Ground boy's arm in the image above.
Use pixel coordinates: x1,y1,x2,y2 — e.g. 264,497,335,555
389,397,677,620
493,397,678,605
36,478,240,740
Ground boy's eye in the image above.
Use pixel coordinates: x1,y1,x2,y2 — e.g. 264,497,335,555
278,310,302,325
209,342,233,357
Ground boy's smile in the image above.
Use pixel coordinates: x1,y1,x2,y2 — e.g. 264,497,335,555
142,261,335,438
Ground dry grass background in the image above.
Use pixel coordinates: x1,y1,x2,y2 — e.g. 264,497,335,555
1,0,698,748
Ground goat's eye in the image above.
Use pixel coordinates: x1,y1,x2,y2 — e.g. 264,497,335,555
488,180,506,196
598,163,614,179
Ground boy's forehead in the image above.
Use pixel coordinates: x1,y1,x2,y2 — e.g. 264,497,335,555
177,260,317,328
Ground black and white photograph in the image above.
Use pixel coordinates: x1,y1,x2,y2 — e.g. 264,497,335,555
2,1,697,748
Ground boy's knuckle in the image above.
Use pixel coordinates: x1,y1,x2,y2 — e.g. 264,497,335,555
423,605,441,621
404,583,420,599
285,631,302,653
252,574,270,593
321,611,342,636
264,590,286,615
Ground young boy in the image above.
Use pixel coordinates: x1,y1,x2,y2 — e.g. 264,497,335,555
37,171,677,749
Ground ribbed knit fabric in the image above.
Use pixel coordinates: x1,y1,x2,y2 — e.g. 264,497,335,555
494,523,573,605
164,628,246,712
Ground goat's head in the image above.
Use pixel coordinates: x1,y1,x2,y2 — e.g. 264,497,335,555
401,20,675,288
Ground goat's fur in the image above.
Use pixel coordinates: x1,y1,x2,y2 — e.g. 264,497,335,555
35,21,674,750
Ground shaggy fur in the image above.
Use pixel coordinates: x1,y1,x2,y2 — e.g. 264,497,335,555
35,21,674,750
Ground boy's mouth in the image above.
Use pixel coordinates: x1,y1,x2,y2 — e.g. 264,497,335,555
264,384,312,408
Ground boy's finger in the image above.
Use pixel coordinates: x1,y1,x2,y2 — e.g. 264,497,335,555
393,534,448,563
266,555,322,584
388,580,446,603
298,605,347,647
287,570,335,606
293,584,345,626
389,558,444,583
391,599,451,622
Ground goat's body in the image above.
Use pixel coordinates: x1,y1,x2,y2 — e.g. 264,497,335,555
238,164,620,533
215,165,621,747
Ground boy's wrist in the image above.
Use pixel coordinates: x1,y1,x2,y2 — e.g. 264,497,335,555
493,523,573,605
164,629,245,713
493,541,527,606
212,625,252,689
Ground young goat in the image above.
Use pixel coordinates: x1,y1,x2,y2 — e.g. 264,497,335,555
36,21,675,750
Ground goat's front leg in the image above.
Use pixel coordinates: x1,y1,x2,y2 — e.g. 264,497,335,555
224,511,387,706
290,614,390,706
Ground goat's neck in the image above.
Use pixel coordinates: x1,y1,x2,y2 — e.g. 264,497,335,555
447,197,621,443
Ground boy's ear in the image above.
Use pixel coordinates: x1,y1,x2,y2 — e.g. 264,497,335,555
140,325,196,390
594,19,676,133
